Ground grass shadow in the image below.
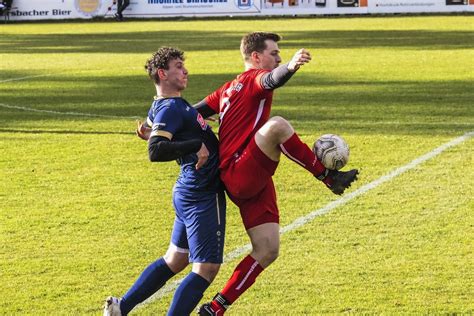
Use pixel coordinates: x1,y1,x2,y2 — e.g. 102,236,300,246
1,29,472,54
1,72,472,136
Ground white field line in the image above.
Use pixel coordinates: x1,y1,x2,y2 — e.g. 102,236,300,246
0,103,140,120
138,131,473,308
0,74,59,83
2,102,471,127
0,67,138,84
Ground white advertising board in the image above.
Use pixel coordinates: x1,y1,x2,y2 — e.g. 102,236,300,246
5,0,473,21
369,0,474,14
128,0,261,17
261,0,368,16
6,0,111,20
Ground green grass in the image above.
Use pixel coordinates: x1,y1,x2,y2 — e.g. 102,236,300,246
1,16,473,314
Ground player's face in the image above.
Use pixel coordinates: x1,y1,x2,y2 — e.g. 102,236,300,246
259,40,282,70
165,58,188,91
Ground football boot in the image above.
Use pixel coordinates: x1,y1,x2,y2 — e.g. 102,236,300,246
320,169,359,195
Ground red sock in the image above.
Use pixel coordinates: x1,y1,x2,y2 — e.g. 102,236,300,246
280,133,326,176
211,255,264,312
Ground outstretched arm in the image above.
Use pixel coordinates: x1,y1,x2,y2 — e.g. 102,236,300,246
260,48,312,90
260,63,295,90
287,48,312,72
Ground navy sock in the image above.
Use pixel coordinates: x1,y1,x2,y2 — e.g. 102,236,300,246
167,272,210,316
120,257,175,315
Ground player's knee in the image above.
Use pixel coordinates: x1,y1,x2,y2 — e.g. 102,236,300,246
270,116,292,129
264,116,294,140
206,264,220,277
253,241,279,267
257,247,279,267
164,250,189,273
193,263,221,283
264,246,279,264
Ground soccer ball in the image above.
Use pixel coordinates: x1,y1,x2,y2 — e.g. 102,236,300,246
313,134,350,170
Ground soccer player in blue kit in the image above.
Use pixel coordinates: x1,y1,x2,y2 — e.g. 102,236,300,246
103,47,226,316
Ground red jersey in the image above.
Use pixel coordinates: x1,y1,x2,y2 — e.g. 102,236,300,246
206,69,274,170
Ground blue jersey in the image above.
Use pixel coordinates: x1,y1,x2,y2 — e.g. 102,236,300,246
147,97,221,193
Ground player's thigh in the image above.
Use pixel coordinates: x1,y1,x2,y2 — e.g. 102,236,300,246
247,222,280,254
169,214,189,252
255,116,294,161
167,218,190,273
223,137,278,199
175,189,226,264
235,177,279,231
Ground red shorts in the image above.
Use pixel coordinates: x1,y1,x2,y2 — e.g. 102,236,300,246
221,137,280,230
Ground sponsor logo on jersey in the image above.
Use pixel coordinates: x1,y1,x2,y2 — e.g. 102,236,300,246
152,122,167,132
233,83,244,92
197,114,207,130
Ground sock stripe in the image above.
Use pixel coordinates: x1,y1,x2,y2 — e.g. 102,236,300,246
279,143,306,167
235,260,260,291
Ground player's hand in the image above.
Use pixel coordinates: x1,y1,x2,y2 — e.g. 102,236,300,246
136,120,151,141
288,48,311,72
195,143,209,170
205,116,218,122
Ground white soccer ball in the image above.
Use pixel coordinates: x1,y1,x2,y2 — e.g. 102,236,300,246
313,134,350,170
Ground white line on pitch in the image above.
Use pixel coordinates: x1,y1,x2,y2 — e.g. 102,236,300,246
0,74,57,83
0,67,138,84
0,103,140,120
137,130,473,309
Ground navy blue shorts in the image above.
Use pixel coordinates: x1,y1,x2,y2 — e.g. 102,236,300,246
170,189,226,264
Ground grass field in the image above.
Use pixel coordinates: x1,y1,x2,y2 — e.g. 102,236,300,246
1,15,473,315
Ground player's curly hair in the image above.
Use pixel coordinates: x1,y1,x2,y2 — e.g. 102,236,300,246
240,32,282,61
145,47,185,84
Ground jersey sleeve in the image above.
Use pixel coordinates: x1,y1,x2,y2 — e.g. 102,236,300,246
253,69,270,93
205,86,224,113
150,103,183,139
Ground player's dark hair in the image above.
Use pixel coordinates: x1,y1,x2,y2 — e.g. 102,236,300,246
240,32,282,61
145,47,185,84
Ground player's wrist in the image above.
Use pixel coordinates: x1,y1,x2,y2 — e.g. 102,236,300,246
287,63,298,72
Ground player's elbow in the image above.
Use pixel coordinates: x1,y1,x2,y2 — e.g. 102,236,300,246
148,140,166,162
148,146,160,162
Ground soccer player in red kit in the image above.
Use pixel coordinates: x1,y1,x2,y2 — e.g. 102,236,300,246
137,33,358,314
194,32,359,315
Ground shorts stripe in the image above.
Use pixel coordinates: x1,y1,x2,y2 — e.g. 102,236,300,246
216,193,221,225
169,243,189,254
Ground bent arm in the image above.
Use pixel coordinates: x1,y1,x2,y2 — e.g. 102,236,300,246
148,135,202,162
194,99,217,118
136,120,152,141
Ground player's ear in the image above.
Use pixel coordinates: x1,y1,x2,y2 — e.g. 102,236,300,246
157,69,167,81
250,51,261,64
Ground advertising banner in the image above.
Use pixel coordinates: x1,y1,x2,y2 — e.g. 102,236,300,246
4,0,473,20
5,0,111,20
128,0,260,17
260,0,367,16
368,0,473,13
